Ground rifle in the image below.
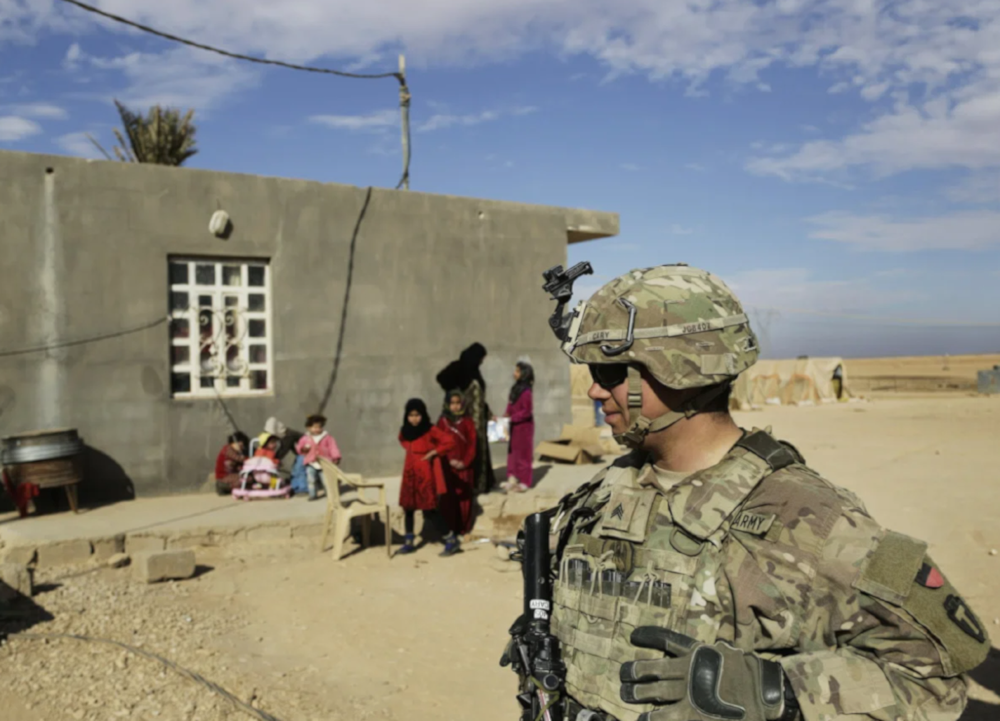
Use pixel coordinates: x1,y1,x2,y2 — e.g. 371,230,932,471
502,512,567,721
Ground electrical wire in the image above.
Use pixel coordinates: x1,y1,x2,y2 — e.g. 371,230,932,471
6,631,284,721
56,0,400,81
56,0,413,190
317,186,374,414
0,316,168,358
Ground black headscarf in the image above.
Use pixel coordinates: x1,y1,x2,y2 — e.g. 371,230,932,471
509,361,535,404
401,398,433,441
436,342,488,393
441,389,467,423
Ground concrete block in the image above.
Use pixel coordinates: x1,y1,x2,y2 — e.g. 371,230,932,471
166,533,213,550
134,550,196,584
36,540,93,568
126,535,166,554
2,546,37,566
92,535,126,560
246,525,291,542
0,563,33,597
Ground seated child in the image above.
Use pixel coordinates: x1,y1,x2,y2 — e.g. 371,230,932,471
254,433,281,461
214,432,249,495
294,414,342,501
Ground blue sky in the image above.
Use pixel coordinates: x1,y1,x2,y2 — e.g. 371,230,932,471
2,0,999,358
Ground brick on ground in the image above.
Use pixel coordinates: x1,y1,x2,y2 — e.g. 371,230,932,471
92,535,126,560
133,550,196,584
36,540,93,568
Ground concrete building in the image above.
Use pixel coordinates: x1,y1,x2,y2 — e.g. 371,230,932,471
0,150,617,499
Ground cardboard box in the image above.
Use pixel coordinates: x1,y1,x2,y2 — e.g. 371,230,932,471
535,424,622,464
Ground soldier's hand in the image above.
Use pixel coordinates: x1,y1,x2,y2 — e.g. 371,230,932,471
620,628,795,721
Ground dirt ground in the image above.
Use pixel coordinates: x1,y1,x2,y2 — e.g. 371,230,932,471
2,392,999,721
846,353,1000,395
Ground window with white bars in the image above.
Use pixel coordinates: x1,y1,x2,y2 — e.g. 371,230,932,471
168,258,273,397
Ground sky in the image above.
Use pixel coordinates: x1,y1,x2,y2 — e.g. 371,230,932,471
1,0,999,359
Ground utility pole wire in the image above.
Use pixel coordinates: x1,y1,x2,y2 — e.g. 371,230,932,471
57,0,413,188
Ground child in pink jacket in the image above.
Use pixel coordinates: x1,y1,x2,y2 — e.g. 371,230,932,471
294,414,342,501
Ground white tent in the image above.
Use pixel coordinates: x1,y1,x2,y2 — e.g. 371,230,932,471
730,357,851,410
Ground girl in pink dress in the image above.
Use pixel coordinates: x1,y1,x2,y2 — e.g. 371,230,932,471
499,361,534,493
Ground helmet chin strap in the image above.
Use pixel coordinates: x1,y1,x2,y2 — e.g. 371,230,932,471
613,367,730,449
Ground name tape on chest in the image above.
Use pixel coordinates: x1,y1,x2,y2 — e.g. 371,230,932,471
730,511,776,536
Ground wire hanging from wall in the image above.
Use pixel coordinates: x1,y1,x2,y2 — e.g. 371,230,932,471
317,186,374,415
56,0,412,190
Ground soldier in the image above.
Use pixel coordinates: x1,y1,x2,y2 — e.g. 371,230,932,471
506,264,989,721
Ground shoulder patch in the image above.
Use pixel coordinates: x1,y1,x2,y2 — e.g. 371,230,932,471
854,530,927,606
856,535,991,675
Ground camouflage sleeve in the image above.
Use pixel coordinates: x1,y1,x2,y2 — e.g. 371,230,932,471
779,509,988,721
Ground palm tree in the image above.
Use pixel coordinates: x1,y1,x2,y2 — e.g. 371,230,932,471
89,100,198,166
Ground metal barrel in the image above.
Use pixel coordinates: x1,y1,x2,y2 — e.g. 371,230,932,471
6,456,82,489
1,428,83,465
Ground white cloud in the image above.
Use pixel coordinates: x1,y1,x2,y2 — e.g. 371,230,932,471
309,109,398,131
728,268,917,316
620,163,639,171
310,105,533,134
946,172,1000,205
669,224,693,235
54,131,105,159
684,163,706,172
6,102,68,119
66,45,259,113
63,42,82,70
4,0,998,185
806,209,1000,252
0,116,41,141
417,105,535,132
747,87,1000,181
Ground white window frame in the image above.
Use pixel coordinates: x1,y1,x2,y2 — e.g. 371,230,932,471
168,257,274,398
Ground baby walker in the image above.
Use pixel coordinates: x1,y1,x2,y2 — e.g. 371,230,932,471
232,456,292,500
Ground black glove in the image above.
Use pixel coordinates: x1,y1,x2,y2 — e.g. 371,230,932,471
619,628,799,721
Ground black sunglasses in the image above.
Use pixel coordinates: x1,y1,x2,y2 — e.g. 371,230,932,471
589,363,629,390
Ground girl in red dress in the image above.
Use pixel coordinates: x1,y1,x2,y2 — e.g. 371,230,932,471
397,398,458,555
214,432,249,495
436,390,478,539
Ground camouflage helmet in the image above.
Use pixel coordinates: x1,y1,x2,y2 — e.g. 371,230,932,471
565,264,759,387
555,264,759,447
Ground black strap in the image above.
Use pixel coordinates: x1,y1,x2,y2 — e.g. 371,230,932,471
736,430,803,471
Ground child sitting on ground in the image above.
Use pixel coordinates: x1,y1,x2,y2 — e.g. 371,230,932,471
294,414,342,501
214,432,249,495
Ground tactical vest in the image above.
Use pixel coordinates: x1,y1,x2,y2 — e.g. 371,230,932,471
548,429,803,721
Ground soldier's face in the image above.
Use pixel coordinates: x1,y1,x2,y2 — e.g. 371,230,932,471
588,370,633,434
588,366,678,438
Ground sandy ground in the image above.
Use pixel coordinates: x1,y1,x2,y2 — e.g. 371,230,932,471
2,392,999,721
846,353,1000,395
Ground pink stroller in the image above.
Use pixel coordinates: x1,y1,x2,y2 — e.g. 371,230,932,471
232,456,292,500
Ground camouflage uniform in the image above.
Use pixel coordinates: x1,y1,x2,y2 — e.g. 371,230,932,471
533,264,989,721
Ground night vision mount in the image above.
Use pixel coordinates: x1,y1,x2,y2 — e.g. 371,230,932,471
542,262,594,343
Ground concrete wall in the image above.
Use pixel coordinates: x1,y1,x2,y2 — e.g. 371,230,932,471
0,150,617,497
